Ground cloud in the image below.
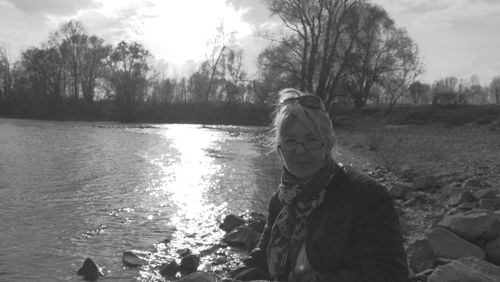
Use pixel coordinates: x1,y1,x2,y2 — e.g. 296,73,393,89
371,0,500,31
6,0,100,16
0,1,54,55
226,0,275,26
76,2,149,46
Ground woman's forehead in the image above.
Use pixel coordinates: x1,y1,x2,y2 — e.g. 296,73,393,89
282,116,321,137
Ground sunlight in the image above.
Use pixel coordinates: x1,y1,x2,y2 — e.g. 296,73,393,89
155,125,222,222
138,0,251,65
88,0,251,67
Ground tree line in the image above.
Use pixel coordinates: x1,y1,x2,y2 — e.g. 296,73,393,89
408,75,500,106
0,0,498,125
0,20,268,124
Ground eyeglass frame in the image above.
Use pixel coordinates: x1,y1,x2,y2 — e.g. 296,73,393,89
277,140,325,152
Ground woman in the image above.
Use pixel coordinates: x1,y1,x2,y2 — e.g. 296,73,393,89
227,88,408,282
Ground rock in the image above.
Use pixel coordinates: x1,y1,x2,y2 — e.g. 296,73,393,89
455,201,477,211
77,258,103,281
485,236,500,265
436,257,453,265
212,255,228,266
448,190,476,207
159,238,171,244
403,192,429,207
479,198,500,210
220,214,245,232
407,227,485,273
399,165,415,180
413,268,434,282
223,225,260,252
199,243,225,257
438,183,461,200
180,254,200,274
177,248,192,257
413,175,438,191
178,271,214,282
438,211,500,242
122,251,146,267
246,218,266,234
407,239,437,273
390,182,413,199
474,188,499,199
159,260,179,277
428,257,500,282
462,177,486,189
427,227,484,260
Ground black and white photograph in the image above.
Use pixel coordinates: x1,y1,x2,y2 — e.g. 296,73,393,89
1,0,500,281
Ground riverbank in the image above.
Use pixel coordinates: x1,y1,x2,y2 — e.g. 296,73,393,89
0,100,272,126
332,108,500,245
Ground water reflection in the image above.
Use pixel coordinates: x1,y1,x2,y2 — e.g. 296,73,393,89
157,125,221,221
0,120,279,281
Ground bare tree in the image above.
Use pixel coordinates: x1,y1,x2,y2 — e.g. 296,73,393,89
222,47,247,105
408,81,431,104
81,36,110,103
264,0,359,101
344,4,422,109
489,76,500,104
0,46,12,102
57,20,88,100
107,41,151,105
260,0,422,113
204,22,235,104
432,76,459,105
20,45,67,101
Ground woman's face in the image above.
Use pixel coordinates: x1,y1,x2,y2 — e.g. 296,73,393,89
278,117,328,180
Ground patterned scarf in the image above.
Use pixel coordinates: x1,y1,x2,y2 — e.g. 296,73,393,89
267,160,337,279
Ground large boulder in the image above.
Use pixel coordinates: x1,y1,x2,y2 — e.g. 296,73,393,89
485,236,500,265
223,225,261,252
407,239,438,273
438,211,500,242
427,227,484,259
407,227,485,273
428,257,500,282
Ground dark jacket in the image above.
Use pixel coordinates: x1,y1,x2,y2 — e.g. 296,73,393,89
246,165,408,282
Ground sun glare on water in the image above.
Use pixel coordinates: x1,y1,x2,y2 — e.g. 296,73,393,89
156,125,224,222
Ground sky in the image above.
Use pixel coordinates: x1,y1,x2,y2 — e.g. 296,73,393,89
1,0,500,85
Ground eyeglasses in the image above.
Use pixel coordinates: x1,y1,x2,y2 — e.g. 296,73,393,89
280,95,325,111
278,139,325,151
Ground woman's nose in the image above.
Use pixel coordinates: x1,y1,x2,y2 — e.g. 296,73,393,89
295,142,307,153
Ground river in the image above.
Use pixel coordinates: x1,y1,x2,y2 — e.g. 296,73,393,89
0,118,280,281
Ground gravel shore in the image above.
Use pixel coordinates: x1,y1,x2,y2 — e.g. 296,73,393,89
335,122,500,188
333,120,500,244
